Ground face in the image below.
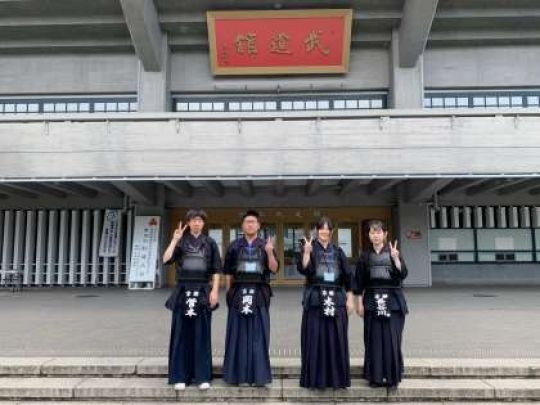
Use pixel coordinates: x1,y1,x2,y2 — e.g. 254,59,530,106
368,226,387,246
317,223,332,242
188,217,205,234
242,215,260,237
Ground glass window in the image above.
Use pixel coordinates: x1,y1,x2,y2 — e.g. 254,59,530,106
345,99,357,109
0,104,3,113
118,102,129,112
241,102,252,111
28,103,39,113
208,228,224,258
444,97,456,108
281,101,293,110
457,97,469,107
213,102,225,111
358,99,370,109
511,96,523,106
265,101,277,110
229,102,240,111
432,98,443,108
423,98,432,108
498,96,510,107
305,100,317,110
4,104,15,113
283,225,305,280
129,102,138,111
253,101,265,111
201,102,213,111
337,226,353,258
371,98,383,109
67,103,78,112
94,102,105,112
188,102,200,111
16,104,28,113
333,99,346,109
317,100,330,109
473,97,485,107
43,103,54,113
55,103,67,112
79,103,90,112
293,101,305,110
106,102,117,112
485,96,497,107
527,96,539,106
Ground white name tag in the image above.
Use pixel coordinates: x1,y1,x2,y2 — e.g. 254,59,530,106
323,272,335,282
245,262,257,273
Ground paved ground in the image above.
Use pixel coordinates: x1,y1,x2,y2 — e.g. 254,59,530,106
0,286,538,358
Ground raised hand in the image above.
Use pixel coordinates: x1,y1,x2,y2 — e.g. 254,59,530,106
389,240,400,262
173,221,188,242
302,235,313,254
265,235,275,252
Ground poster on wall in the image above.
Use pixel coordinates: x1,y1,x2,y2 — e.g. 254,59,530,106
98,209,122,257
128,216,161,289
206,9,352,75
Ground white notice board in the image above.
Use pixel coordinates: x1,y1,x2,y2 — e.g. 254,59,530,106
128,216,161,289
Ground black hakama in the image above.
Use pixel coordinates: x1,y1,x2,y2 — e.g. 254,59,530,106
355,247,408,388
297,242,353,389
167,283,213,385
222,283,272,386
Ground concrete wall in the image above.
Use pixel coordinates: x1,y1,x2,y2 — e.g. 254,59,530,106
398,203,431,286
424,45,540,89
2,111,540,180
0,54,138,95
432,263,540,285
170,48,390,93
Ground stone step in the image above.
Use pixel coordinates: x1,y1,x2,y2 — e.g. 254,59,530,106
0,357,538,379
0,377,538,402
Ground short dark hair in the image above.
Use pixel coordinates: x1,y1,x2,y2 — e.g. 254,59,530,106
366,219,387,232
185,208,207,222
315,216,333,231
241,209,260,222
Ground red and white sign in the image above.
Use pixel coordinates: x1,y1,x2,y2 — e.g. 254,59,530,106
206,9,352,75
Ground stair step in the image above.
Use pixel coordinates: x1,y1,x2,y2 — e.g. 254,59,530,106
0,377,538,402
0,357,538,378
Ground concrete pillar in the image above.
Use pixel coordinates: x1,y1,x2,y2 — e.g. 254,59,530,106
137,34,171,112
389,29,424,109
397,202,432,286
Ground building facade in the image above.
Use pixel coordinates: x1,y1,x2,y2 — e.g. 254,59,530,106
1,0,540,288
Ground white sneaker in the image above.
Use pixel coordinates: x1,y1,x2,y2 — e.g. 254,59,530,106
198,382,211,390
174,382,186,391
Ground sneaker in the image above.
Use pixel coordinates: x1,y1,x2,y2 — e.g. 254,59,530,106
198,382,211,390
174,382,186,391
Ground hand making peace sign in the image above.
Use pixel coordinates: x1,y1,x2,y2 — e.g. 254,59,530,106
173,221,188,242
302,235,313,254
389,240,400,261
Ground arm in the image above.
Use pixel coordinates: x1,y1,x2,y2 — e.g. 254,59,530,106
354,253,368,317
208,239,222,307
338,248,355,315
162,222,187,264
223,242,236,291
264,237,279,273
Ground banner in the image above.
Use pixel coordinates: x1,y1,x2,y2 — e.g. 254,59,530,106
207,9,352,75
98,209,121,257
128,216,161,287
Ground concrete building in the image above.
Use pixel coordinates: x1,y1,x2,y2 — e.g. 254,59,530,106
1,0,540,288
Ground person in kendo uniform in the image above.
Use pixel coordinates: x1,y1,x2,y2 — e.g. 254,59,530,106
297,216,355,389
222,209,279,387
163,209,221,391
354,219,408,389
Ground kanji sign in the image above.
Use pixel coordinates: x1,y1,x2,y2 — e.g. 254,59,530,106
206,9,352,75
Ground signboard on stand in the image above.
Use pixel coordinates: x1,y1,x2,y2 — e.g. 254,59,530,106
128,216,160,290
